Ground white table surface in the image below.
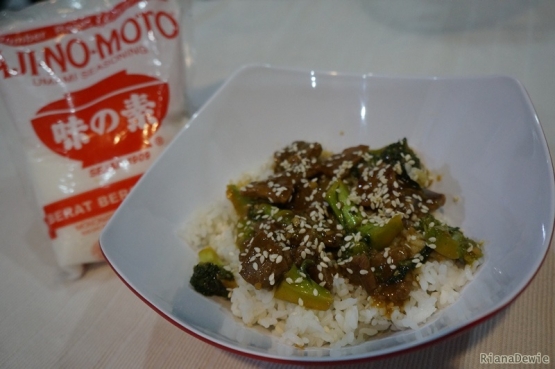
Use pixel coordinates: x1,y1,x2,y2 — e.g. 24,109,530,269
1,1,553,368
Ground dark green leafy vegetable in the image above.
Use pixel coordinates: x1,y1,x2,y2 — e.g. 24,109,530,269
369,138,421,169
367,138,424,186
190,247,237,298
381,246,433,285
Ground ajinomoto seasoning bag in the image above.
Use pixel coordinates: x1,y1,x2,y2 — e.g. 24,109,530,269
0,0,193,277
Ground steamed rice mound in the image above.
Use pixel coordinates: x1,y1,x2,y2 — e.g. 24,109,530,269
182,159,481,348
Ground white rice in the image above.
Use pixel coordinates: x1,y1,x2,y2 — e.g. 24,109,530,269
181,195,481,348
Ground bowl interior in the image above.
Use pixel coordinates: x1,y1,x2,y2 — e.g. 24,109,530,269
100,65,554,362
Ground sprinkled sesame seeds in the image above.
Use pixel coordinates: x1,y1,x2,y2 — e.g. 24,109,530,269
218,140,482,322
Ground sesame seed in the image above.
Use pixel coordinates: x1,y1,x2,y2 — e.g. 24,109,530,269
313,288,318,296
276,255,283,263
360,269,369,275
428,243,436,249
253,262,258,271
390,264,396,270
298,298,304,306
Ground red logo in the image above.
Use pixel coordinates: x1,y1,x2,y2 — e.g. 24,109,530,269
31,71,169,167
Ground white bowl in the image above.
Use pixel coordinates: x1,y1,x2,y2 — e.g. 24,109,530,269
100,65,554,363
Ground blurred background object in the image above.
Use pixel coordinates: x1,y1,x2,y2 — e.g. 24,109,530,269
0,0,42,11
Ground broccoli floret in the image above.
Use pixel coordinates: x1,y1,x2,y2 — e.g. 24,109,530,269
189,247,236,298
371,138,421,169
190,263,236,298
367,138,426,186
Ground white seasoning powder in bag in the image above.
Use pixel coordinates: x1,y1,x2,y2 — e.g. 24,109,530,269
0,0,192,277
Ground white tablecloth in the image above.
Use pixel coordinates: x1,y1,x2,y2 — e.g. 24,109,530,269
1,1,553,368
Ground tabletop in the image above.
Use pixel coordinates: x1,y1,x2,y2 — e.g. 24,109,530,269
0,1,553,368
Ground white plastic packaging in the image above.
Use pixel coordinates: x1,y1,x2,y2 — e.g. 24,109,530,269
0,0,193,277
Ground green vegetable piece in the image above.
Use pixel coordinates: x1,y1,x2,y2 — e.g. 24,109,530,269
368,138,421,168
226,184,252,217
273,265,333,311
273,209,295,225
325,180,361,230
249,203,275,219
190,247,237,298
235,218,254,250
248,203,294,224
325,181,343,224
463,243,483,264
341,240,370,259
382,246,433,285
432,231,462,259
190,263,236,298
420,215,482,264
359,215,404,250
366,138,425,186
198,246,223,265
